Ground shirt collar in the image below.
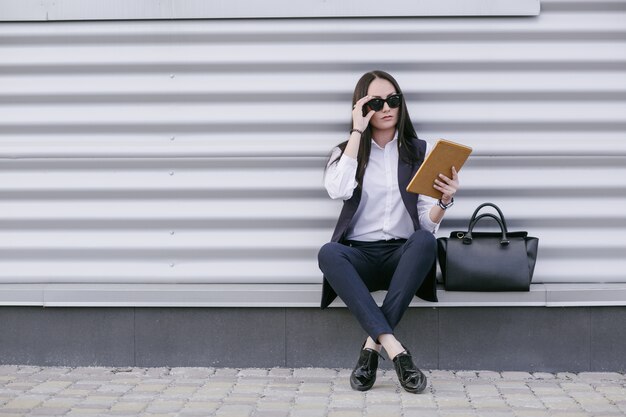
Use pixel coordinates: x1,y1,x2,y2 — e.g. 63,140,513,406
371,131,398,150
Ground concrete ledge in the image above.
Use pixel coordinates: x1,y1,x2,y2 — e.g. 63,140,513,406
1,305,625,371
1,283,626,307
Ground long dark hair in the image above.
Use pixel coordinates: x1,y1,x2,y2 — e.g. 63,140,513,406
327,70,421,188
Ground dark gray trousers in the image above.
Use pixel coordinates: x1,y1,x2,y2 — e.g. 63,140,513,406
317,229,436,342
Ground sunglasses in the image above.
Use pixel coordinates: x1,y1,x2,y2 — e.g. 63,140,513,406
366,93,402,112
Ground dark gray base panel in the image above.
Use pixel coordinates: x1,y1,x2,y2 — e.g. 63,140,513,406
1,307,624,372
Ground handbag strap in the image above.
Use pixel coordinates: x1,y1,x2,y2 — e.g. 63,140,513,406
469,202,509,233
464,213,510,245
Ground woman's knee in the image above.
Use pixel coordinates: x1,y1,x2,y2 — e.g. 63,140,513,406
407,230,437,252
317,242,345,266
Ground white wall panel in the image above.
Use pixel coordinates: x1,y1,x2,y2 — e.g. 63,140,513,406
1,1,626,306
0,0,540,20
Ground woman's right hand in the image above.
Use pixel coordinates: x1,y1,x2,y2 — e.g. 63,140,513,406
352,95,376,132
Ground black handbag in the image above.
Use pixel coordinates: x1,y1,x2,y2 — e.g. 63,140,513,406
437,202,539,291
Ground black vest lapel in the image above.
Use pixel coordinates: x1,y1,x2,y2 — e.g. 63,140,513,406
398,157,419,230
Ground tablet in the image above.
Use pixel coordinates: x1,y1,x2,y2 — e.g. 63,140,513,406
406,139,472,199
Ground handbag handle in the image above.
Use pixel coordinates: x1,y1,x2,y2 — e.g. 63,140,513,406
469,202,509,234
463,213,510,245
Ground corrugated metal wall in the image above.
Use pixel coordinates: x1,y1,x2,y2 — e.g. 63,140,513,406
1,0,626,306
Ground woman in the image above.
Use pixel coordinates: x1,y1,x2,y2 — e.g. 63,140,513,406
317,70,459,393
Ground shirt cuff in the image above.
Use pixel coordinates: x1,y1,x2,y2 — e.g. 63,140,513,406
421,212,440,234
418,195,441,234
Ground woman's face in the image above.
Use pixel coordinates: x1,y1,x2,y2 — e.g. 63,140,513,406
366,77,400,132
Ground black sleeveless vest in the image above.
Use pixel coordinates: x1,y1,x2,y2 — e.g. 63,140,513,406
320,138,438,309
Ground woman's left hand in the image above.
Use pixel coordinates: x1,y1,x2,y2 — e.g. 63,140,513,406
433,166,459,204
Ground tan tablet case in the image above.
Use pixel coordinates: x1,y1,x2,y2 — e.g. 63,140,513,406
406,139,472,199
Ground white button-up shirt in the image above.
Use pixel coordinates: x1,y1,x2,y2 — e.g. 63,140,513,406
324,137,440,241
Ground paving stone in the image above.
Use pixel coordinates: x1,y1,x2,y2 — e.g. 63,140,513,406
362,391,400,404
16,366,43,375
41,397,82,408
139,413,177,417
117,392,159,402
299,383,332,394
72,383,104,391
144,400,186,413
436,397,473,409
543,402,582,411
505,398,545,409
478,372,502,380
251,410,290,417
30,380,74,394
511,410,553,417
57,388,94,397
37,367,73,376
326,410,363,417
568,391,609,402
143,367,172,377
224,394,262,405
214,368,240,377
293,368,339,379
455,371,478,378
0,366,21,374
268,368,293,377
337,369,352,378
70,367,115,377
3,396,45,409
5,382,37,391
110,401,149,412
97,384,135,394
178,411,220,417
366,404,401,414
432,381,466,392
429,370,456,378
293,404,330,413
556,373,578,380
290,410,329,417
471,397,509,408
438,412,478,417
501,372,533,380
169,367,215,378
578,372,624,381
530,386,565,396
402,409,439,417
466,385,500,397
238,369,269,377
215,403,255,416
132,384,169,393
232,384,266,394
0,376,14,384
64,409,108,416
161,385,198,397
473,412,515,417
254,400,292,411
72,401,113,410
400,393,437,408
532,373,555,380
29,407,71,415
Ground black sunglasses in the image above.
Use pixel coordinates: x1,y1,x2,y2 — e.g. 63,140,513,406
367,93,402,112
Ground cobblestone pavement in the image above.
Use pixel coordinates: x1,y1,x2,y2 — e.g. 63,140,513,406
0,366,625,417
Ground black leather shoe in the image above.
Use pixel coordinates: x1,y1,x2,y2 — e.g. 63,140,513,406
393,350,427,394
350,346,383,391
